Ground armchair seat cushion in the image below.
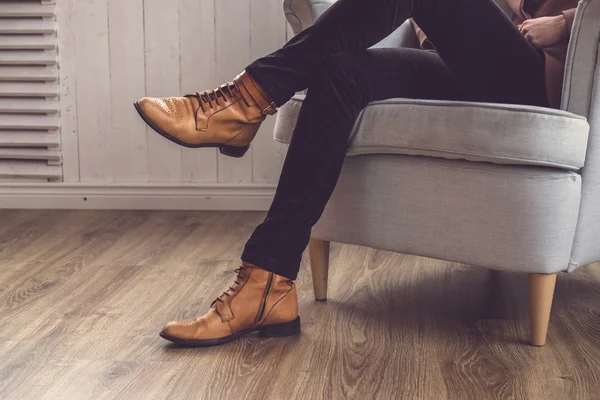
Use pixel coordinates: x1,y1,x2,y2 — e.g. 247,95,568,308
274,95,590,171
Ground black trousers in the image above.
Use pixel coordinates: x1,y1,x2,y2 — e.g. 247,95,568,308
242,0,548,280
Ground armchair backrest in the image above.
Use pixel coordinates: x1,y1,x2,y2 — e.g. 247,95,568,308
562,0,600,269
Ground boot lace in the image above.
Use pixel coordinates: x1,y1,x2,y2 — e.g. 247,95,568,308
212,265,248,306
186,82,240,113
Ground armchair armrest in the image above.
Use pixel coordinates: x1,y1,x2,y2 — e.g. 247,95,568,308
282,0,419,48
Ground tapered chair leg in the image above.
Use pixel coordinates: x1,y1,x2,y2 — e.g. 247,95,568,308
528,273,557,346
308,238,330,301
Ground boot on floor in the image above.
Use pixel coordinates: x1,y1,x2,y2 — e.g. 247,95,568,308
160,263,300,346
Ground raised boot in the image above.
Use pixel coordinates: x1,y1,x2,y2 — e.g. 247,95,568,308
134,71,277,158
159,264,300,346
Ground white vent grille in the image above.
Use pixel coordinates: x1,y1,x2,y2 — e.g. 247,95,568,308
0,0,61,182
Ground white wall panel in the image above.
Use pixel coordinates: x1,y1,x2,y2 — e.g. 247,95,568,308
73,0,112,182
108,0,148,182
56,0,79,182
215,0,253,184
144,0,183,182
179,0,218,182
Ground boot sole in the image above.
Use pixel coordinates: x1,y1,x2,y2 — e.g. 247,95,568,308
159,316,301,347
133,101,250,158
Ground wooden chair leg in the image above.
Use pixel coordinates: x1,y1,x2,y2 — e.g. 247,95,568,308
529,273,557,346
308,238,330,301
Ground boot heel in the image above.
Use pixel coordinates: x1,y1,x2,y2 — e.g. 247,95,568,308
259,316,301,337
219,145,250,158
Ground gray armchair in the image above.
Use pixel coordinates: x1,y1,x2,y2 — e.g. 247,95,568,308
276,0,599,346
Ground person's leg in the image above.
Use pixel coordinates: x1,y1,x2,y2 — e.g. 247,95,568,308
247,0,547,108
242,48,460,279
159,48,458,346
241,0,548,280
157,0,549,346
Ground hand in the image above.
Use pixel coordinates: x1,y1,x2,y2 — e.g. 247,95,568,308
518,15,569,49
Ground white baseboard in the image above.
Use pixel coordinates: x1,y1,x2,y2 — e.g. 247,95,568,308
0,183,277,210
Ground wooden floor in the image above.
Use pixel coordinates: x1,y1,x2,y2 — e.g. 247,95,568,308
1,210,599,400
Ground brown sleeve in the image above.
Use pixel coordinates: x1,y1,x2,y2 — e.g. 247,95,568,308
562,8,577,33
409,19,435,51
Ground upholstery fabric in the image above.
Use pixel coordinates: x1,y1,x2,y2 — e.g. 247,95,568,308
275,95,589,170
311,155,582,274
371,20,420,50
563,0,600,270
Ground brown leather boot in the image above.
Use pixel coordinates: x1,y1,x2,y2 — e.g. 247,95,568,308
159,264,300,346
134,71,277,158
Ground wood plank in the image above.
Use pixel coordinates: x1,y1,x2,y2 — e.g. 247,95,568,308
0,2,55,18
73,0,112,182
215,0,253,183
0,82,58,97
0,20,56,34
178,0,218,183
250,0,287,184
0,50,57,66
0,211,599,399
0,114,59,130
144,0,182,182
0,160,60,179
0,66,58,81
0,148,61,162
55,0,79,182
0,130,60,147
107,0,148,183
0,35,56,50
0,98,59,113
